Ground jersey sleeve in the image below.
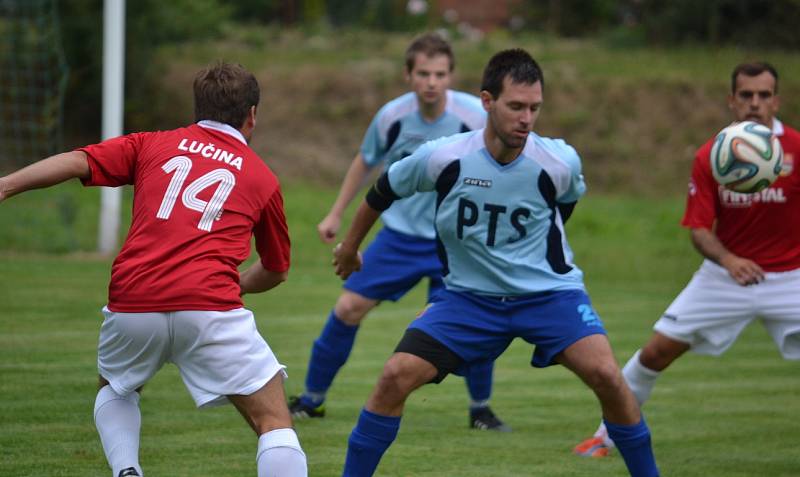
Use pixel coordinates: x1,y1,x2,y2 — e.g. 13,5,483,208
385,140,438,197
555,141,587,203
451,92,487,131
359,111,386,168
78,133,147,187
681,147,717,229
254,187,291,273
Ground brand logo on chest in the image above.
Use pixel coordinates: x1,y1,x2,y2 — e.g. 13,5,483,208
464,177,492,188
719,186,788,207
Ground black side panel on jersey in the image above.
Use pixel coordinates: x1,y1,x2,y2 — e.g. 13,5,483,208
434,160,462,276
538,170,574,274
460,122,471,133
385,121,402,152
366,173,401,211
558,202,576,224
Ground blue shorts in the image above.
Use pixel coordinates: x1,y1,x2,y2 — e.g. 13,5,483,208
344,227,443,302
408,288,606,368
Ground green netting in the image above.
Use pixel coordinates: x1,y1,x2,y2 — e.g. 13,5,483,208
0,0,69,170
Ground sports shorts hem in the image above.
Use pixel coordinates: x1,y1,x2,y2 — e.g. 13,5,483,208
196,366,288,409
394,328,463,383
532,328,606,368
341,285,389,302
101,373,134,397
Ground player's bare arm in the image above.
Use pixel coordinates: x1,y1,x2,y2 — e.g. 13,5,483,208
690,227,764,285
239,261,288,295
0,151,90,201
318,153,374,243
333,201,382,279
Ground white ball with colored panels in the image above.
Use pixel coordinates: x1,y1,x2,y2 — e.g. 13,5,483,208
710,120,784,193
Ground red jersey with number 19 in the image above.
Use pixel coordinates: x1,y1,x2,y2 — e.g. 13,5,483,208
682,119,800,272
79,121,290,312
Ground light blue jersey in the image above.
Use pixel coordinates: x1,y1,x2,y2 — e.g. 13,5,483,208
361,90,485,239
387,129,587,295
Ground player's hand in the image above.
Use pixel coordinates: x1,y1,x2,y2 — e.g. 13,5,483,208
332,242,362,279
0,177,7,203
720,254,765,286
317,214,341,244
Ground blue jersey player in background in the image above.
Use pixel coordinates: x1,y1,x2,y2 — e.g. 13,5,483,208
333,49,660,477
290,33,510,431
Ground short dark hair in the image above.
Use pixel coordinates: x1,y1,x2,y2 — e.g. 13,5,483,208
405,33,454,72
193,62,260,129
480,49,544,99
731,62,779,94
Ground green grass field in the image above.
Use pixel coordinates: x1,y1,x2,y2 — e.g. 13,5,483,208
1,184,798,476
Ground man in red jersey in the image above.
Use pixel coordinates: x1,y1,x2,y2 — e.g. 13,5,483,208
0,63,307,477
575,61,800,457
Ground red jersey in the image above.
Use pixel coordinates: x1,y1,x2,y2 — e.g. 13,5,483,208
80,121,290,312
682,119,800,271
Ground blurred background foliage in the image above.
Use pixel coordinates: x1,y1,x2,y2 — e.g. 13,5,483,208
53,0,800,139
2,0,799,195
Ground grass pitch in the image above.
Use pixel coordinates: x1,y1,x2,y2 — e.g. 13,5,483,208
1,184,798,476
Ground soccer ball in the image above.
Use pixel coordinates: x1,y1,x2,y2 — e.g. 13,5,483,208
709,120,783,193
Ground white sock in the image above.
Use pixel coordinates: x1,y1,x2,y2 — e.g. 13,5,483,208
593,421,613,447
592,350,660,448
256,428,307,477
622,349,660,406
94,385,143,477
469,399,490,410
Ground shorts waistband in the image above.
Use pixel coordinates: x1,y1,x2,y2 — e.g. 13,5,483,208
474,290,563,302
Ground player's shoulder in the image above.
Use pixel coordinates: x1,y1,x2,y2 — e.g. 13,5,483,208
417,130,481,172
446,90,486,129
692,133,717,169
527,134,581,171
375,92,418,123
426,129,481,155
778,120,800,145
128,125,184,143
409,130,481,180
447,90,482,109
403,129,478,165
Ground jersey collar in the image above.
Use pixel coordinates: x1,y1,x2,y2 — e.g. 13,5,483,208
773,117,784,137
197,120,248,145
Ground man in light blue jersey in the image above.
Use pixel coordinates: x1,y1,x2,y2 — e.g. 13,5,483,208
333,49,660,477
289,33,509,431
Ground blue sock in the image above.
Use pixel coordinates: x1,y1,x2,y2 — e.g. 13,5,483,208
464,360,493,406
343,409,401,477
605,418,660,477
302,311,358,407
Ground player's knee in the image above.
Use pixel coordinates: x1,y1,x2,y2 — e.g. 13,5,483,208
374,358,422,401
584,361,625,393
335,293,376,325
377,360,411,392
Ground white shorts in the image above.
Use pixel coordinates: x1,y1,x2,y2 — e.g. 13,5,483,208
654,260,800,359
97,307,287,407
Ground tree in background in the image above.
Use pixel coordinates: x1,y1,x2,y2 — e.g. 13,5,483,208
59,0,232,143
0,0,69,169
515,0,800,48
53,0,799,145
637,0,800,48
